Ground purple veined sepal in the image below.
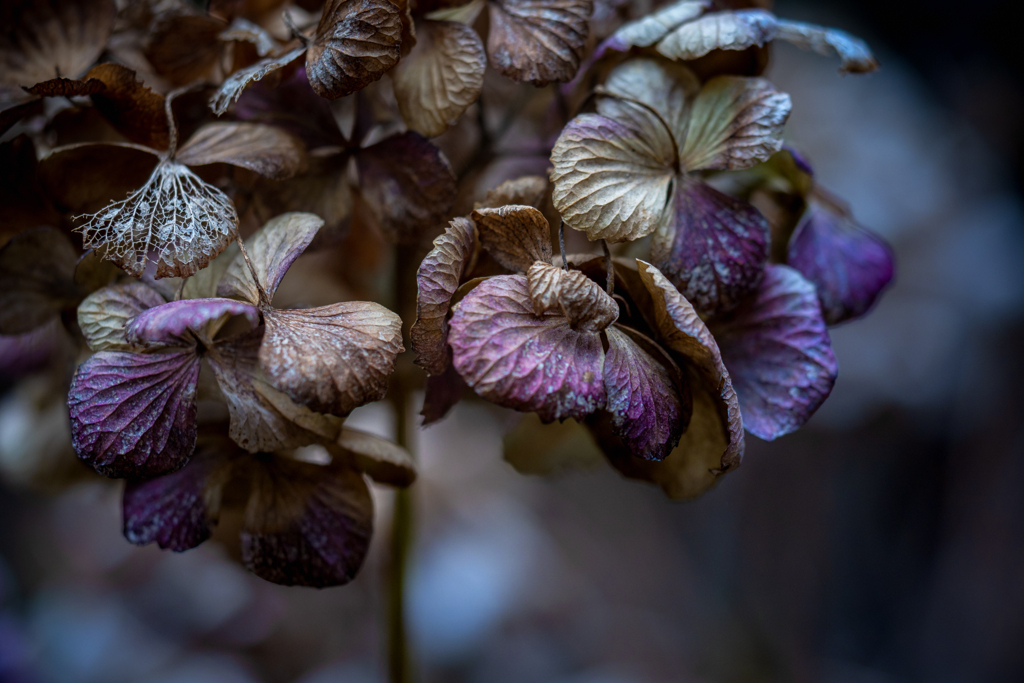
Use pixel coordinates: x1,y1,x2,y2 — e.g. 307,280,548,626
786,202,895,326
68,348,202,479
710,263,838,440
126,297,260,347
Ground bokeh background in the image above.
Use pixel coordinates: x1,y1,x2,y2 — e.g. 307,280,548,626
4,1,1024,682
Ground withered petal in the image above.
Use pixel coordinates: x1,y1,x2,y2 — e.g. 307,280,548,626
144,13,226,87
219,17,280,57
471,204,552,272
38,141,161,216
606,0,709,51
486,0,592,85
786,203,895,326
242,457,373,587
84,63,170,150
655,8,777,61
775,19,879,74
219,212,324,305
78,282,166,352
412,216,477,376
127,298,259,348
711,264,838,440
392,19,485,138
260,302,403,416
474,175,548,210
420,362,467,425
448,275,605,423
650,180,769,316
526,262,618,332
175,122,307,180
356,132,457,245
0,226,79,335
210,46,306,116
331,427,416,487
68,349,201,479
306,0,403,99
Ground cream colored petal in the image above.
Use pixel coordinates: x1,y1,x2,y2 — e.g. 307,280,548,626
612,0,709,49
655,9,777,61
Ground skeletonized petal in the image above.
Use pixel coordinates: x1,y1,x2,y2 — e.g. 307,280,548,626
449,275,605,423
711,264,837,440
68,349,201,479
412,217,477,376
260,303,404,417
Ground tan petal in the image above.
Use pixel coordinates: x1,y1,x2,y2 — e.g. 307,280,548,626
175,122,307,179
610,0,709,49
329,427,416,487
78,282,165,351
306,0,403,99
0,0,115,87
655,8,777,61
260,303,403,416
84,63,169,150
471,204,551,272
143,13,226,86
209,328,344,452
503,412,605,475
181,242,239,301
599,57,699,145
392,20,485,138
549,112,675,243
412,217,477,376
526,262,618,332
219,17,280,57
774,19,879,74
220,212,324,305
427,0,486,25
209,46,306,116
486,0,592,85
0,227,79,335
474,175,547,210
679,76,790,172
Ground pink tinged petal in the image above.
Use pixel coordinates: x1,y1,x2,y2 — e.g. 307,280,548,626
122,452,220,551
448,275,605,423
242,460,374,588
411,217,476,376
786,205,895,325
651,180,769,316
127,298,259,347
68,349,201,478
603,327,685,461
711,264,838,440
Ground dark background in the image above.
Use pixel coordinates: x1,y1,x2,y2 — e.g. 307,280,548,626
3,1,1024,682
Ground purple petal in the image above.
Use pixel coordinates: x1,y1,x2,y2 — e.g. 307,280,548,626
122,451,221,551
234,67,346,149
242,460,373,588
420,363,467,426
783,145,814,175
127,298,259,346
603,327,686,461
68,350,201,478
0,322,60,379
651,180,769,316
787,204,895,325
448,275,605,423
711,264,837,440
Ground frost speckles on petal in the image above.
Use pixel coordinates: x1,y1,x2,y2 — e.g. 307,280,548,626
77,160,238,279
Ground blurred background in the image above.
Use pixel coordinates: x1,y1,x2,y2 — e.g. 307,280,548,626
4,1,1024,682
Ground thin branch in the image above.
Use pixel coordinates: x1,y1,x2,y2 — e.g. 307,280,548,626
601,239,614,296
558,220,568,270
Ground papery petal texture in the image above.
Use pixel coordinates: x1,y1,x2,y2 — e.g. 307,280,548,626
775,19,878,74
449,275,605,423
78,282,166,351
712,264,837,440
608,0,709,50
655,9,777,61
68,349,201,478
306,0,403,99
260,303,403,416
651,180,769,316
472,204,552,272
333,427,417,487
242,459,373,587
412,217,476,376
220,212,324,304
603,327,685,461
175,122,307,180
526,262,618,332
127,298,259,347
786,205,894,325
210,46,306,115
486,0,592,85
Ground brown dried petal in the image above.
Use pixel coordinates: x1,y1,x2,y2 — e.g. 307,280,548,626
84,63,169,150
38,141,161,216
220,212,324,305
412,217,477,376
175,122,307,179
0,0,115,86
330,427,416,487
679,76,791,172
219,17,280,57
306,0,403,100
210,46,306,116
655,8,777,61
209,328,344,452
144,13,226,86
392,19,485,138
471,204,552,272
25,77,106,98
486,0,592,86
254,155,354,239
78,282,165,351
260,302,403,416
0,227,79,335
774,19,878,74
475,175,547,210
526,262,618,332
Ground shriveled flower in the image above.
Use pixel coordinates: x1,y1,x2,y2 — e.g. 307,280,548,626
551,56,791,315
41,84,306,278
